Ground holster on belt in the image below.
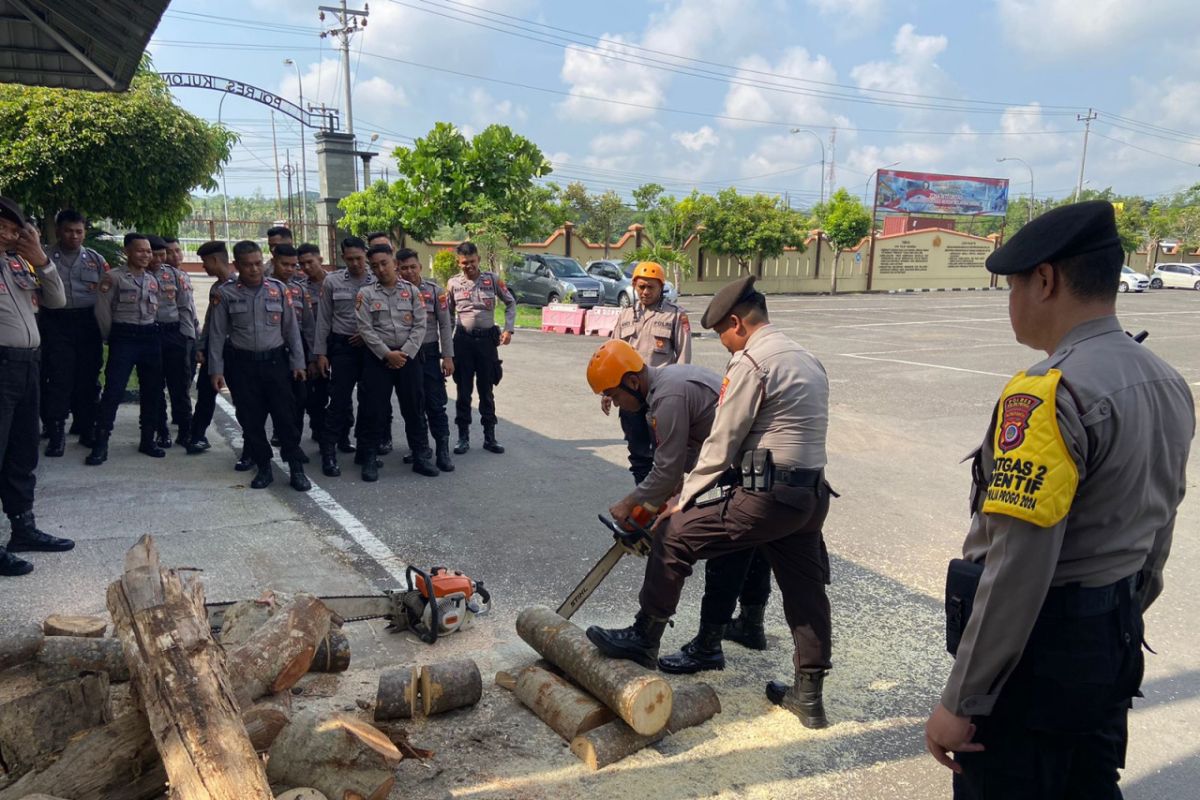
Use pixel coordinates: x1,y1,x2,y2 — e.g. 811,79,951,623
945,558,984,656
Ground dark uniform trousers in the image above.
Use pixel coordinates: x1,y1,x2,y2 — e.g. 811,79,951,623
321,333,363,450
157,322,193,433
954,577,1143,800
0,347,41,516
641,482,833,671
700,547,773,623
360,351,429,454
304,373,329,440
619,408,655,484
95,323,165,436
453,328,499,429
224,347,304,467
419,341,450,439
38,308,102,432
190,344,230,442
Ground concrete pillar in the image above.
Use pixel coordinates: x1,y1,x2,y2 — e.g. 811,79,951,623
315,130,357,263
563,221,574,258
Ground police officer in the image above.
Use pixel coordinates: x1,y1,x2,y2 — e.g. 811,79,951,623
0,197,74,576
163,236,198,389
605,261,691,483
147,235,197,450
207,241,311,492
297,243,330,443
587,275,837,729
87,233,167,465
38,209,108,456
314,236,373,477
272,244,308,449
264,225,293,278
397,247,455,472
355,245,435,481
186,240,236,454
924,201,1195,797
362,234,395,455
447,241,515,455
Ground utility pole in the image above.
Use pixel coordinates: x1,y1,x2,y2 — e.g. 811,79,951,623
271,111,283,217
319,1,369,137
283,154,297,226
1074,108,1096,203
788,128,825,206
828,127,837,198
283,58,309,241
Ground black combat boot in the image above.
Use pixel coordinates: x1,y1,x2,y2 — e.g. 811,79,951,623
234,446,254,472
586,612,670,670
186,436,211,455
402,451,414,464
155,425,172,449
482,425,505,454
44,421,66,458
0,546,33,576
321,450,341,477
84,428,110,466
361,449,380,482
175,426,191,449
724,603,768,650
79,425,96,448
435,437,455,472
412,448,439,477
766,669,829,729
250,462,274,489
7,511,75,553
288,461,312,492
138,431,166,458
453,425,470,455
337,435,356,454
377,436,393,455
658,622,727,674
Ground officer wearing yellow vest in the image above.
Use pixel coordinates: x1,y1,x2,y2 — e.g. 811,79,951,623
924,201,1195,797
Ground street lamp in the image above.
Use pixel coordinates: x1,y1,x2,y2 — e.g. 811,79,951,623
864,161,900,205
217,92,230,242
789,128,826,206
996,156,1034,224
283,58,309,242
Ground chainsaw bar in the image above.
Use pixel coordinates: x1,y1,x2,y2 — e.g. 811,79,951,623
204,593,400,631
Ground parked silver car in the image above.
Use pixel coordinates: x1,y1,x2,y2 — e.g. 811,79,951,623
1119,266,1149,293
585,259,679,306
1149,262,1200,290
507,255,604,308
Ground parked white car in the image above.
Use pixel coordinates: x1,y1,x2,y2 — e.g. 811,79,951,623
1119,266,1149,293
1150,263,1200,290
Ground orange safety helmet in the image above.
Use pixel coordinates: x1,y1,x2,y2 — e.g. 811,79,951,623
586,340,645,394
631,261,666,284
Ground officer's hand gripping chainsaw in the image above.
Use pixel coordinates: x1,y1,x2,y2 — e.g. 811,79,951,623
556,508,656,620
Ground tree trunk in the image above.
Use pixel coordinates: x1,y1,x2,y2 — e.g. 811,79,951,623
106,534,273,800
0,622,43,671
226,593,331,706
310,627,351,673
241,693,292,753
420,659,482,716
35,635,129,683
516,606,672,736
217,591,292,648
0,673,111,778
512,665,615,742
266,711,401,800
570,682,721,770
374,666,418,721
42,614,107,638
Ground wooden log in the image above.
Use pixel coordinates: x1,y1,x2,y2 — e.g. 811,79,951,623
106,534,273,800
420,659,482,716
374,666,419,721
570,682,721,770
0,673,111,778
513,665,615,742
0,622,43,671
494,670,517,691
266,710,401,800
42,614,107,638
218,590,292,647
275,789,329,800
35,635,129,683
226,593,331,707
516,606,672,736
309,626,351,673
12,794,72,799
242,693,293,752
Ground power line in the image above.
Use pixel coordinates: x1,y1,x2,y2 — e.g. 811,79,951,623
1090,132,1200,167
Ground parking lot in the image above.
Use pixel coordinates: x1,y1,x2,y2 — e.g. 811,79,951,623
2,287,1196,799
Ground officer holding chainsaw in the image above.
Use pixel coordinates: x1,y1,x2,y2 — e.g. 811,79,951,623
587,275,838,729
924,201,1195,798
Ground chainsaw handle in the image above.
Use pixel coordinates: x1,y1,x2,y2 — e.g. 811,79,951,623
405,565,440,645
597,513,648,551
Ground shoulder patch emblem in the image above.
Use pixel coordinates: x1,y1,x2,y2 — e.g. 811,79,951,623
718,376,730,406
998,394,1042,453
680,313,690,335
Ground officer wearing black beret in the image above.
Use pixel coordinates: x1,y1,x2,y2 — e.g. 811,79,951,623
925,201,1196,797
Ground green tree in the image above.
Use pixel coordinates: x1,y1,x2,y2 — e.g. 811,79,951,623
338,180,406,242
578,190,629,256
431,249,458,285
695,188,804,273
817,189,871,291
0,62,235,237
631,185,705,286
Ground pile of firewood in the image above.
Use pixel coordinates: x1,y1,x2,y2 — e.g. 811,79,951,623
504,606,721,770
0,535,463,800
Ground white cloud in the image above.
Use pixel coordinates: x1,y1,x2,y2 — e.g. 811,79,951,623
672,126,720,152
721,47,849,129
807,0,884,22
467,88,529,127
995,0,1200,58
591,129,646,154
850,24,951,98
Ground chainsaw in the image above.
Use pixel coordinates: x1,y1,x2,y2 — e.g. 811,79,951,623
205,566,491,645
556,507,657,620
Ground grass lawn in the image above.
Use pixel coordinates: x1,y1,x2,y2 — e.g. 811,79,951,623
496,304,543,329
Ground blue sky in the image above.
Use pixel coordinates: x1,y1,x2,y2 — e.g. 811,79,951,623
147,0,1200,208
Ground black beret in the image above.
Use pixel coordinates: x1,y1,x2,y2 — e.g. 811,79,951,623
196,240,228,258
701,274,759,329
0,196,27,227
147,235,168,250
986,200,1121,275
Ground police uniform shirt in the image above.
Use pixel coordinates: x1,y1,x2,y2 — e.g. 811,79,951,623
151,264,198,338
95,267,160,339
678,324,830,508
446,271,516,334
207,277,305,375
299,277,322,358
942,315,1195,718
195,274,236,355
0,253,66,348
354,280,427,361
50,246,109,309
314,269,374,355
287,274,318,360
611,298,692,367
418,278,455,357
631,363,722,509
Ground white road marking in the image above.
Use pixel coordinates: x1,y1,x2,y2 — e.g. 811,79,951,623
215,394,410,584
838,353,1010,377
833,317,1010,329
842,342,1014,357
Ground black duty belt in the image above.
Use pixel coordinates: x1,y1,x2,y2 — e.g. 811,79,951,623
455,327,495,339
0,345,40,362
228,346,286,362
44,306,96,315
773,465,824,488
111,322,159,336
158,321,181,331
1040,575,1136,619
419,340,441,354
329,331,357,342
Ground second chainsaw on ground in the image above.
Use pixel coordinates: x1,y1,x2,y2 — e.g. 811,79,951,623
399,565,491,644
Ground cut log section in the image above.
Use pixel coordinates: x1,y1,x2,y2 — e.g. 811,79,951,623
374,666,419,721
35,635,129,683
217,590,293,647
513,665,615,742
106,534,273,800
0,673,112,778
420,659,482,716
516,606,672,736
570,682,721,770
309,626,351,673
494,670,517,691
0,622,43,671
266,710,401,800
242,693,293,752
42,614,107,638
226,593,331,706
275,790,329,800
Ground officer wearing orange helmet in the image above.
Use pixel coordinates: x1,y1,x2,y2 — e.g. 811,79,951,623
603,262,691,484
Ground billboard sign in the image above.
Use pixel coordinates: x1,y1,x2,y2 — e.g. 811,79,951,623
876,170,1009,217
